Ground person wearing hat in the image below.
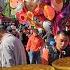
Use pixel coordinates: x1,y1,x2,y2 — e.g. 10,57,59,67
26,29,44,64
0,24,27,67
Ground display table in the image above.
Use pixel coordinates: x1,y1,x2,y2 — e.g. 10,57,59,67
2,64,55,70
52,57,70,70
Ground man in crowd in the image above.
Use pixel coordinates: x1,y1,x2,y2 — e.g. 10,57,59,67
0,24,27,67
26,29,44,64
64,30,70,57
46,30,69,64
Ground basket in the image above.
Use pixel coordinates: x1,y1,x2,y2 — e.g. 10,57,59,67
2,64,55,70
52,57,70,70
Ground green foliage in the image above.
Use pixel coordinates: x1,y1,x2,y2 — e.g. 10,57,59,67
3,3,10,17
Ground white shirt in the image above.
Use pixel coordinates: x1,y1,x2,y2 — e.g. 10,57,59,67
0,33,27,67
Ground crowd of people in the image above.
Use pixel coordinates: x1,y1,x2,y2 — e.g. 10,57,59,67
0,20,70,67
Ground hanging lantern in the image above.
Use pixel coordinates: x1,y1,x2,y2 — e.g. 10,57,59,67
10,0,24,8
25,0,40,11
44,5,55,20
51,0,63,12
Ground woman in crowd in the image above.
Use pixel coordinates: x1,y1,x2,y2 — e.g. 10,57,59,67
0,24,27,67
